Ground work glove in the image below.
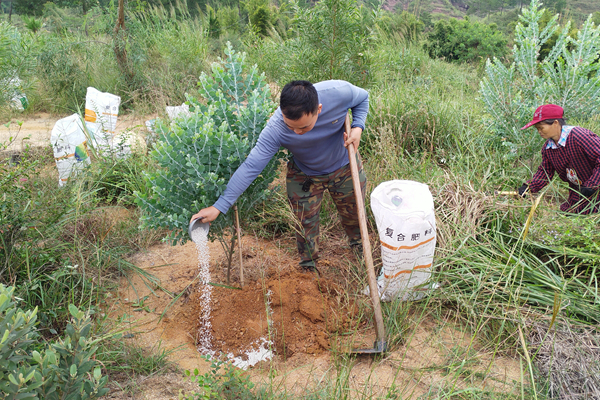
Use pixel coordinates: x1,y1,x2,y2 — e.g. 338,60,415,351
517,183,529,197
580,186,597,197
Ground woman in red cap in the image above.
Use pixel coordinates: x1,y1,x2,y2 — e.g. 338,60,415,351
518,104,600,214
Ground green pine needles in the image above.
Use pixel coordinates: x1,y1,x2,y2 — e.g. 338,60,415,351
480,0,600,146
136,43,283,246
251,0,376,86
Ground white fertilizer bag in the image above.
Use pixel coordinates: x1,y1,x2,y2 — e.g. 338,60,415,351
166,103,191,120
369,180,437,302
51,114,91,186
4,77,28,111
84,87,121,149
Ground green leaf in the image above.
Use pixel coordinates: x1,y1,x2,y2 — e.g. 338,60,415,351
93,367,102,380
68,304,79,318
8,373,19,385
70,364,77,377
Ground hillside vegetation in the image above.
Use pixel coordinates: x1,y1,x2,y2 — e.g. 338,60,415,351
1,0,600,398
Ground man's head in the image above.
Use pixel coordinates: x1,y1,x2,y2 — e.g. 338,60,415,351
280,80,322,135
521,104,566,142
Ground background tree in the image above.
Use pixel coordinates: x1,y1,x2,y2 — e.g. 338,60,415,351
378,10,424,43
292,0,376,84
207,4,221,38
424,17,508,63
13,0,43,15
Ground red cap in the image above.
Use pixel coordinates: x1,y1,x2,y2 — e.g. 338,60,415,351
521,104,564,130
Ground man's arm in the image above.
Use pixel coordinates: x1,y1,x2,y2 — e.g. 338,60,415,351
345,82,369,149
347,83,369,130
191,124,281,223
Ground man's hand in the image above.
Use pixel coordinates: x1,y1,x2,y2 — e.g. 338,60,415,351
190,206,221,224
344,126,363,150
580,186,597,197
518,183,529,197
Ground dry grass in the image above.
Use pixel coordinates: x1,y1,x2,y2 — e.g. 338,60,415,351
529,321,600,399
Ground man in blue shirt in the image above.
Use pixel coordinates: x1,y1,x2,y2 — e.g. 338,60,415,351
191,80,369,272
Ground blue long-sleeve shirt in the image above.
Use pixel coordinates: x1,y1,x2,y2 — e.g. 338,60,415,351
213,80,369,214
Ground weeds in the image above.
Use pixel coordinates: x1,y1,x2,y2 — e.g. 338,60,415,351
184,355,256,400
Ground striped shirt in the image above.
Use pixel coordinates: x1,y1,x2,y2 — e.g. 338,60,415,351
528,126,600,214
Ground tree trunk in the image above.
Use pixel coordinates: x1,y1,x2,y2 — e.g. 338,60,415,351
82,0,88,14
8,0,12,23
115,0,125,33
114,0,132,84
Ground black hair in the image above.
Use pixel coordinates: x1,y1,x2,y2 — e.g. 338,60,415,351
280,80,319,120
539,118,566,127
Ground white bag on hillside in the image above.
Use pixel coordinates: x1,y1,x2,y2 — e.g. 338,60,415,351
4,77,28,111
368,180,437,302
84,87,121,149
51,114,91,186
166,103,191,120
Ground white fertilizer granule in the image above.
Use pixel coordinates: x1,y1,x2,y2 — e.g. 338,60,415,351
191,225,274,368
191,226,213,355
229,338,274,370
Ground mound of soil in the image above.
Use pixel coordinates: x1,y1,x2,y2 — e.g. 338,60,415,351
198,272,357,359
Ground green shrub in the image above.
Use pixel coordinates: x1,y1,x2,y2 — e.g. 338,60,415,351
85,151,151,206
136,43,284,247
0,22,36,111
424,17,508,64
22,16,42,33
377,10,424,43
123,3,211,110
248,0,377,86
0,285,109,399
37,38,90,110
0,139,38,283
365,43,481,155
13,0,44,16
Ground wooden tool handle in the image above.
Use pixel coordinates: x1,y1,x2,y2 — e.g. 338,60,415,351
345,114,386,343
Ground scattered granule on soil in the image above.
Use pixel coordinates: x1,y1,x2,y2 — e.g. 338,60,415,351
229,338,274,369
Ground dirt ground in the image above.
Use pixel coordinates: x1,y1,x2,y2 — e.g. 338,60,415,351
106,230,524,399
0,112,153,153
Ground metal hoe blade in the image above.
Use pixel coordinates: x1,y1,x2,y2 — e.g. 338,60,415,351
352,339,388,354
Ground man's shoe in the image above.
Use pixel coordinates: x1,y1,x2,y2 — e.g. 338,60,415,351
299,260,319,274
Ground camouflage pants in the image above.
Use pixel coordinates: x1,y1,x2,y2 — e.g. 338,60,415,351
286,155,367,267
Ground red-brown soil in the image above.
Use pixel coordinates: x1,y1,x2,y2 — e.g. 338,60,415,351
206,271,357,359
